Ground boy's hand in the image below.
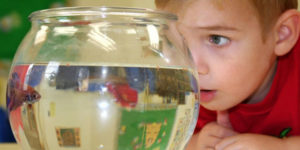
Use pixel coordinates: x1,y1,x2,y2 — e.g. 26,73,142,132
215,133,285,150
185,122,237,150
215,111,287,150
185,111,237,150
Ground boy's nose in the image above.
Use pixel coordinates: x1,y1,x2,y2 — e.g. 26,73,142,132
197,62,209,75
191,54,209,75
184,36,209,75
189,47,209,75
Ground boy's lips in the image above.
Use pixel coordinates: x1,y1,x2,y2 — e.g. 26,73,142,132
200,89,216,103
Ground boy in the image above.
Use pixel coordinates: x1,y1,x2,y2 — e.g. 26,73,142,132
156,0,300,149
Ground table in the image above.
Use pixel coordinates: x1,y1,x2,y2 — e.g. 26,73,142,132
0,143,21,150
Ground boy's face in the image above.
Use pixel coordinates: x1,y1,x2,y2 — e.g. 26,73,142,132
178,0,278,111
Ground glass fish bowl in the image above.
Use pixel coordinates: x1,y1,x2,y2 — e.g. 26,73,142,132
6,7,199,150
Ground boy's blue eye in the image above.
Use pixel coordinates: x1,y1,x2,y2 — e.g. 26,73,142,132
209,35,229,46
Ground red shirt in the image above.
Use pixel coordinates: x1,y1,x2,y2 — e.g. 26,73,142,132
195,39,300,138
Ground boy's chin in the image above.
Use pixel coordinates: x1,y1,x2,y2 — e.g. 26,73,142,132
201,103,234,112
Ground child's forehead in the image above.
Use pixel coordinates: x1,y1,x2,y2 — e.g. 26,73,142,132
180,0,256,17
203,0,253,10
159,0,253,16
178,0,261,33
161,0,187,14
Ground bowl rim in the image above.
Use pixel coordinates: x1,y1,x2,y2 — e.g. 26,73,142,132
29,6,177,21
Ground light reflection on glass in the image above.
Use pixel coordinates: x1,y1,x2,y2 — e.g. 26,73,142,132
34,25,48,45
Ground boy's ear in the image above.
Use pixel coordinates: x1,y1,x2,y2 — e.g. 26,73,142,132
274,9,300,56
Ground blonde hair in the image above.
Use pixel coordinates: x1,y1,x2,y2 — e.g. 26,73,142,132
155,0,170,9
155,0,186,14
155,0,298,34
250,0,298,35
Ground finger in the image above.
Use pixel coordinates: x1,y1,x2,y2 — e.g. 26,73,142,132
218,142,242,150
204,147,218,150
217,110,232,129
203,122,237,138
186,133,222,150
215,135,239,150
205,135,223,147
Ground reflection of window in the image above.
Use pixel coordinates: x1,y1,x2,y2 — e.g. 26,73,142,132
56,127,81,147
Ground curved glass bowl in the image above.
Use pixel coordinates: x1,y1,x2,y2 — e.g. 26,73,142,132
7,7,199,150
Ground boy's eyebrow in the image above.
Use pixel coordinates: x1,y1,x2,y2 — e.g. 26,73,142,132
196,25,240,31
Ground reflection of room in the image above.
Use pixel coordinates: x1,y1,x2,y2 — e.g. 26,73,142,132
26,64,197,149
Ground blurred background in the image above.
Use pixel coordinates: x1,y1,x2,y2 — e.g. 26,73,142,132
0,0,155,143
